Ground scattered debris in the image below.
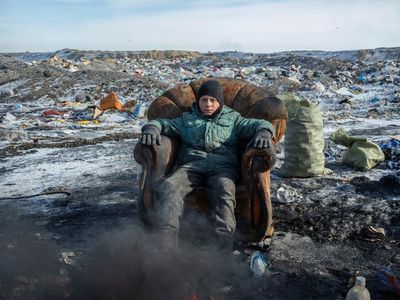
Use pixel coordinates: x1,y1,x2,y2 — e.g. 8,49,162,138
61,251,77,266
99,91,123,111
330,128,385,171
250,251,268,278
92,106,103,119
377,265,400,295
3,112,17,123
122,99,137,113
276,184,304,203
42,109,66,117
132,103,147,118
380,138,400,170
360,226,386,242
345,276,370,300
1,47,399,300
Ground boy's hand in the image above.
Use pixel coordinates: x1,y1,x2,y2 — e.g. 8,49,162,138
247,129,272,149
141,125,161,146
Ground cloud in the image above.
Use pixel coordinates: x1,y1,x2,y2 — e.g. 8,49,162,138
1,0,399,52
77,0,400,52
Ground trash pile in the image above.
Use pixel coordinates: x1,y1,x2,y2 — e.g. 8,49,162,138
380,138,400,169
1,48,398,155
0,47,400,299
0,89,148,152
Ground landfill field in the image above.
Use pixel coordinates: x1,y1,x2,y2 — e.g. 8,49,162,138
0,48,399,299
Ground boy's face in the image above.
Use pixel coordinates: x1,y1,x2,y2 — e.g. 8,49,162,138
198,95,220,116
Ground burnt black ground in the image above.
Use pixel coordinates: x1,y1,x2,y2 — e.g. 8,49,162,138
0,140,399,300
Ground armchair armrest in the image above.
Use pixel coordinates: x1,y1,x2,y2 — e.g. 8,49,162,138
241,146,276,175
133,135,180,225
241,146,276,241
134,135,179,186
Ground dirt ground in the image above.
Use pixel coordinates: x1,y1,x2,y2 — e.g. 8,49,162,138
0,138,399,300
1,49,399,299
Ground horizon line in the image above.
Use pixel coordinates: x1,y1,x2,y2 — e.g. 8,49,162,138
2,46,399,55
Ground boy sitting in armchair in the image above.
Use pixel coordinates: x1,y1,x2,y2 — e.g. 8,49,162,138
140,80,275,252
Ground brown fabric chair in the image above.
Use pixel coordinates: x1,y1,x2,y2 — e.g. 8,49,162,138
134,77,287,242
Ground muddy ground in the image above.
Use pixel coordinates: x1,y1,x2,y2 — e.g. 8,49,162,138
0,49,399,299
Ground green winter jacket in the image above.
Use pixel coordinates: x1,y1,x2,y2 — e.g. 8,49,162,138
146,104,275,170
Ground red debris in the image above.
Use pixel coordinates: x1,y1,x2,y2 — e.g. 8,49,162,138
42,109,65,116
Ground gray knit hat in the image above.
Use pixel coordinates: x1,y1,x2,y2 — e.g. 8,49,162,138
196,80,224,106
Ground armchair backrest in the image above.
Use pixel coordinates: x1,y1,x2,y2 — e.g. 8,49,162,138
147,77,287,143
139,78,283,240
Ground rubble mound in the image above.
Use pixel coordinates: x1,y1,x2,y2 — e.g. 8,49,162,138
0,47,399,299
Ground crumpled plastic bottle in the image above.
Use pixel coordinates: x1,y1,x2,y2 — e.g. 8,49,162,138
250,251,268,277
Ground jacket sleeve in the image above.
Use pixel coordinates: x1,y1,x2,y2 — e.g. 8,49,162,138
145,117,182,138
235,115,275,140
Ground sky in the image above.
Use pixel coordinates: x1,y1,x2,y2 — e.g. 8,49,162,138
0,0,399,53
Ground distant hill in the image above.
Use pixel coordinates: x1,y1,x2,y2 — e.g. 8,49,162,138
1,47,399,64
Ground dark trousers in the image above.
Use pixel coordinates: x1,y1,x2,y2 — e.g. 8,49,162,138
152,161,237,240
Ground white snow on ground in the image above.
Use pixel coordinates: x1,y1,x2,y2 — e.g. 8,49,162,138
0,141,141,198
323,118,400,137
0,80,27,97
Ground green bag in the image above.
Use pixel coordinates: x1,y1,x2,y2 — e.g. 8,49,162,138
330,128,385,171
278,93,328,177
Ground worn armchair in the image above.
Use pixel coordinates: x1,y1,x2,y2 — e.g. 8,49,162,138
134,77,287,242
